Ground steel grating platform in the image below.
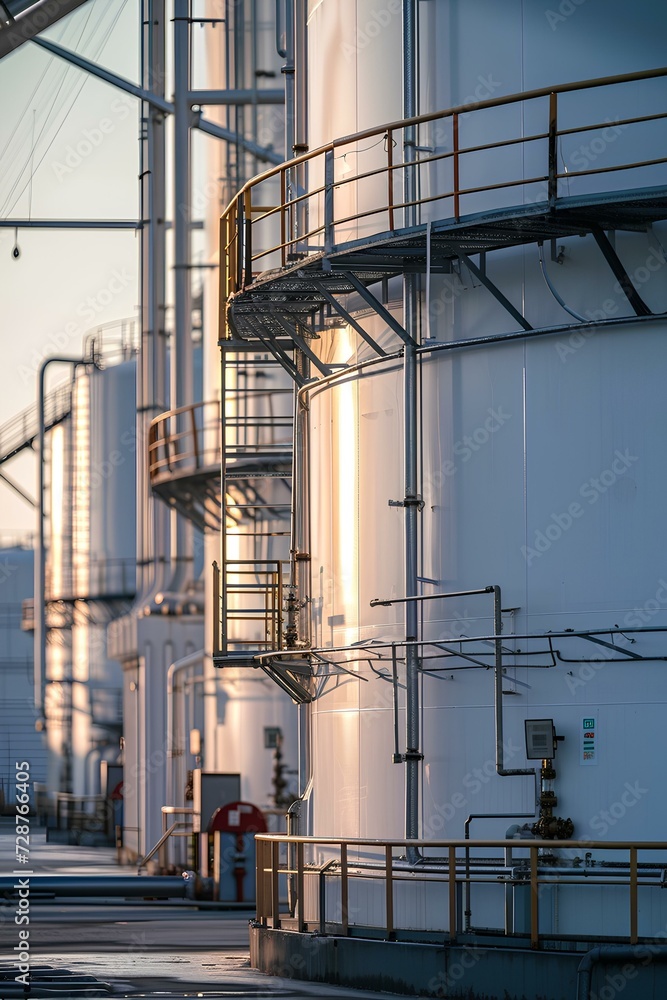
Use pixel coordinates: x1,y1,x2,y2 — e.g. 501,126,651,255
223,187,667,348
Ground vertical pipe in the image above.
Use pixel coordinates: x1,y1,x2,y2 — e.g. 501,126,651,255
403,0,421,851
140,0,168,602
283,0,295,157
172,0,193,592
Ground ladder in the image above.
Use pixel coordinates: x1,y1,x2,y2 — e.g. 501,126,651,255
214,352,294,660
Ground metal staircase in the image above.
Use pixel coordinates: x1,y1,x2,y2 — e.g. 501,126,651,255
0,381,71,466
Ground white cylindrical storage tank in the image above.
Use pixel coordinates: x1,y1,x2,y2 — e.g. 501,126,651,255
271,0,667,944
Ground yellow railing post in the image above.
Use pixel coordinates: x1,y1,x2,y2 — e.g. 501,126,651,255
530,846,539,949
385,845,394,938
630,846,638,944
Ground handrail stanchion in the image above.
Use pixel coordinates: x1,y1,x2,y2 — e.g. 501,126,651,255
386,129,395,230
244,189,253,287
341,842,349,935
453,113,460,220
630,847,638,944
324,149,335,256
271,839,281,928
280,169,287,266
548,91,558,209
296,840,305,931
385,845,394,939
530,845,539,949
448,845,457,940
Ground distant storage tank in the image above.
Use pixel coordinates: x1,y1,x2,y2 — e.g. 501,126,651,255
45,359,136,798
0,543,47,804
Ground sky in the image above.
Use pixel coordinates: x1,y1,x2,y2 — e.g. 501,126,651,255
0,0,141,533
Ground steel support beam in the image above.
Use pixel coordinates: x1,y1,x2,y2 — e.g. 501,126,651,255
591,224,652,316
193,113,283,165
456,252,533,331
32,37,174,114
308,278,387,357
344,272,416,346
0,0,91,58
31,37,283,167
245,319,306,387
275,318,332,377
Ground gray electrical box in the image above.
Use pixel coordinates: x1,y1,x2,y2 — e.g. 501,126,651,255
192,771,241,833
524,719,555,759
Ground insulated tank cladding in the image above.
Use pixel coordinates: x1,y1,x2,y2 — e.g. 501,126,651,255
299,0,667,874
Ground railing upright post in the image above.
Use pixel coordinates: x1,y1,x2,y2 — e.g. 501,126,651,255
271,839,281,929
386,129,395,230
385,845,394,939
236,197,244,291
296,840,305,931
341,842,349,935
191,405,200,467
324,148,335,256
280,169,287,267
548,92,558,209
530,846,539,949
244,189,253,287
448,845,457,940
453,113,460,220
630,846,638,944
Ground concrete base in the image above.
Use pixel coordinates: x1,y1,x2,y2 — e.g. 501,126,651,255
250,925,667,999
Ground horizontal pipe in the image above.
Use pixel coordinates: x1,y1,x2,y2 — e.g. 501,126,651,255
188,89,284,105
0,876,189,898
371,586,494,607
0,219,141,229
578,946,667,1000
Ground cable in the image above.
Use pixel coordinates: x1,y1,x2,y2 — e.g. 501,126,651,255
2,0,130,219
0,7,96,216
537,242,586,323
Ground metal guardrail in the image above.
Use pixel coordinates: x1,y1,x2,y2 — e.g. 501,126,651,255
220,66,667,321
255,835,667,949
148,395,293,486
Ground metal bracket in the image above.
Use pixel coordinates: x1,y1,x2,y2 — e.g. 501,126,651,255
455,251,533,331
590,224,652,317
344,272,417,346
306,276,388,358
389,495,424,510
